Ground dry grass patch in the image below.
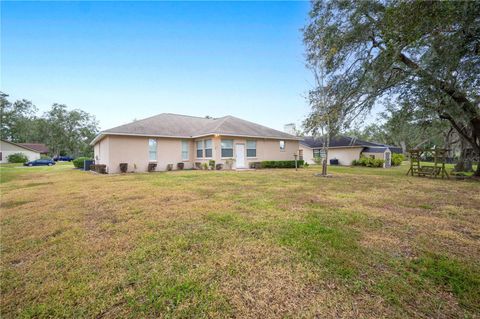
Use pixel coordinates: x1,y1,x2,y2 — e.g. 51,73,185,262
1,163,479,318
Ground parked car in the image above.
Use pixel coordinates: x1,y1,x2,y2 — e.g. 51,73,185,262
24,159,56,166
53,156,75,162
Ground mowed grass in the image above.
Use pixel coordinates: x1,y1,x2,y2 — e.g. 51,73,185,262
1,163,479,318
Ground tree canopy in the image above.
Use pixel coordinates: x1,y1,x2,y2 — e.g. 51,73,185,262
0,92,99,157
304,0,480,174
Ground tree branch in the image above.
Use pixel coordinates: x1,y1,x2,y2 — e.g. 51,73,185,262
439,112,480,152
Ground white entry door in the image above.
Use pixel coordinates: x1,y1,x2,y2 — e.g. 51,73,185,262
235,144,246,169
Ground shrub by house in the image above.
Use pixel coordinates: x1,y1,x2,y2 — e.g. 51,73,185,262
72,157,92,169
7,153,29,163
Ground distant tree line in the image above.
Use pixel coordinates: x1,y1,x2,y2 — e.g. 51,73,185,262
0,92,99,157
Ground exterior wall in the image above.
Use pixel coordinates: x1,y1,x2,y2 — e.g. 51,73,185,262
327,147,363,166
304,146,363,166
193,135,299,169
94,134,300,173
94,136,110,166
299,145,315,164
106,136,148,173
0,141,41,163
94,135,195,173
155,138,194,171
301,147,391,167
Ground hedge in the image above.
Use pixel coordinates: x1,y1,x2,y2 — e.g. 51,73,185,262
259,160,304,169
352,157,385,168
72,157,92,169
7,153,29,163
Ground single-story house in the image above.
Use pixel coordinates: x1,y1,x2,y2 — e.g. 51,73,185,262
90,113,300,173
18,143,49,155
300,136,402,167
0,140,42,163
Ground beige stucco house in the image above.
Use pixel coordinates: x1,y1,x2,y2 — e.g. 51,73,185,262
300,136,402,167
91,113,300,173
0,140,42,163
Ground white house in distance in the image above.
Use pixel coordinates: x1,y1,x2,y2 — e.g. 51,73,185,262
0,140,42,163
299,136,402,167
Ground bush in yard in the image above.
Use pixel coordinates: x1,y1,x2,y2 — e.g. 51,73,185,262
7,153,29,163
119,163,128,173
148,163,157,172
72,157,92,168
95,164,107,174
391,153,405,166
260,160,304,168
353,156,385,168
373,158,385,167
208,160,215,169
224,159,235,170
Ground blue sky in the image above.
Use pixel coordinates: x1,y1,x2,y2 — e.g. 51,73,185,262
1,1,317,132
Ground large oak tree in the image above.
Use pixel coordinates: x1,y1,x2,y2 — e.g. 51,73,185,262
304,0,480,175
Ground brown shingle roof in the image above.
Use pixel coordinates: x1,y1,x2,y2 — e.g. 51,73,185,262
93,113,298,144
18,143,49,154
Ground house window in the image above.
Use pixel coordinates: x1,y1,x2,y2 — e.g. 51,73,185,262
279,140,285,151
314,149,326,158
149,139,157,161
196,140,203,158
204,139,212,158
369,155,375,159
181,141,189,161
299,149,303,160
246,140,256,157
221,139,233,157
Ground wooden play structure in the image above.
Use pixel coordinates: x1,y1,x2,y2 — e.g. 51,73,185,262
407,148,450,179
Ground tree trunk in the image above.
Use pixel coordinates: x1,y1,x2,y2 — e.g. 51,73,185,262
454,139,467,172
438,113,480,176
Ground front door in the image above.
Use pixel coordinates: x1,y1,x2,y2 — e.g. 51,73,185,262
235,144,246,169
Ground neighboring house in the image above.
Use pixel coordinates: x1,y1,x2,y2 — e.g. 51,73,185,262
0,140,42,163
18,143,49,155
90,113,300,173
300,136,402,167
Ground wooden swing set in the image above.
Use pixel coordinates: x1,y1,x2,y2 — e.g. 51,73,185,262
406,148,450,179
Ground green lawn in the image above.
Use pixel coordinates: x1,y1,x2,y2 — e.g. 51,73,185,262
1,163,479,318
